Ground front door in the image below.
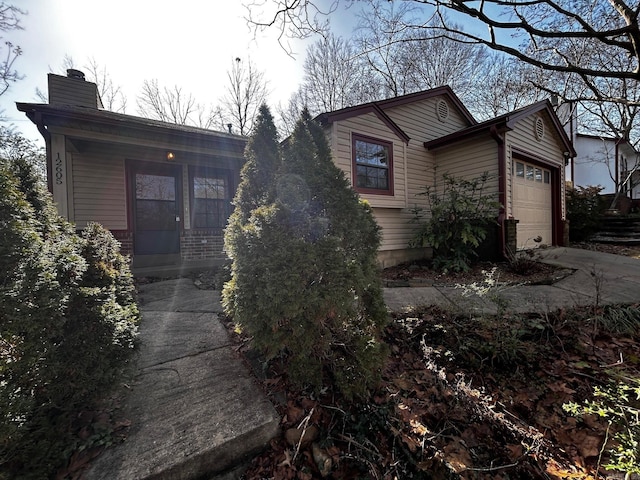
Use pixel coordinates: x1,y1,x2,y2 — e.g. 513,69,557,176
132,163,181,257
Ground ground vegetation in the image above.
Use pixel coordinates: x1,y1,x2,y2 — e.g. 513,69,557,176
237,247,640,479
0,157,139,479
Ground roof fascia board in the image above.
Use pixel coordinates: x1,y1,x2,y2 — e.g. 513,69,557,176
424,121,508,150
504,100,576,157
17,103,246,151
372,104,410,143
425,100,576,157
374,86,476,125
318,86,476,135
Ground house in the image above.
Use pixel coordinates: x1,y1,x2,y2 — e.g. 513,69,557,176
318,87,575,265
569,133,640,203
558,101,640,208
18,73,574,272
17,70,246,275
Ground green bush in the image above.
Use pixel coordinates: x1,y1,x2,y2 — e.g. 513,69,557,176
564,378,640,477
223,106,387,399
0,158,139,479
566,185,606,242
411,172,501,272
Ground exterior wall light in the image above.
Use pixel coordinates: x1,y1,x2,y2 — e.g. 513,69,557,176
166,151,175,161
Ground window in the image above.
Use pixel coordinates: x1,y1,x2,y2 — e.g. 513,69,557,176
515,162,525,177
535,167,543,182
526,164,534,181
352,134,393,194
191,170,230,229
544,170,550,184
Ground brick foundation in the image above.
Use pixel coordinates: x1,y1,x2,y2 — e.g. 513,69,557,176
111,230,133,258
180,230,226,261
504,219,519,255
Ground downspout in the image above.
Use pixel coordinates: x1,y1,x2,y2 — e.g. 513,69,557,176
609,139,622,210
570,101,575,185
615,140,620,199
33,111,52,192
489,125,507,258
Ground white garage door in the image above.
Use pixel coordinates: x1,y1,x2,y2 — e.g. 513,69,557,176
512,161,552,249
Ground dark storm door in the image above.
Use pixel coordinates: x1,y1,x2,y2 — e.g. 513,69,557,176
133,167,181,255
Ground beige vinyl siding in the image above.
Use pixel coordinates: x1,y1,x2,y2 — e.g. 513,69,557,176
330,94,475,255
386,97,469,143
386,96,470,210
371,208,418,251
72,154,127,230
508,113,565,169
433,137,500,198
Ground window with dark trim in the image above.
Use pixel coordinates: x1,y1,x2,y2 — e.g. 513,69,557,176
190,168,231,229
352,134,393,194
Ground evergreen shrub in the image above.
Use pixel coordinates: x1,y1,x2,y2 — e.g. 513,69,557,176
0,158,139,479
566,185,606,242
223,106,387,399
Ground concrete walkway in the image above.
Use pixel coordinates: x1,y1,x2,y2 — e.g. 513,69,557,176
383,246,640,314
86,278,280,480
85,247,639,479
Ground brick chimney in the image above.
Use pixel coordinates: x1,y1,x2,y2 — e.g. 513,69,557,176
47,69,104,109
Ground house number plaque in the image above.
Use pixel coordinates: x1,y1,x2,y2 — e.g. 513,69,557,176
55,153,63,185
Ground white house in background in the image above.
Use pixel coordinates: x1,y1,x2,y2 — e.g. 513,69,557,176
572,133,640,198
560,103,640,200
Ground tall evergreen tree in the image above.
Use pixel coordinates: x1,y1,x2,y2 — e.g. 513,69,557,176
232,104,281,221
223,106,386,399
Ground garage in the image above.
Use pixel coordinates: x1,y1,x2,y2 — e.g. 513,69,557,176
512,160,553,249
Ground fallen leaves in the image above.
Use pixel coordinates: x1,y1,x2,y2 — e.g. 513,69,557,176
241,303,640,479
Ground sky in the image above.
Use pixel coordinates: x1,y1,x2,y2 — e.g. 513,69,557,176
0,0,330,142
1,0,496,145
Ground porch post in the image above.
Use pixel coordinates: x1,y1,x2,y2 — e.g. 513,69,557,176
50,133,69,219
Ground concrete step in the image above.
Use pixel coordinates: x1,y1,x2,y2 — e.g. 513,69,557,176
591,235,640,245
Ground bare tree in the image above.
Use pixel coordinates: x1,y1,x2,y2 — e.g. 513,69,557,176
303,33,380,111
35,55,128,113
84,57,128,113
0,2,24,98
354,2,416,97
137,79,221,128
221,57,269,135
465,54,549,120
246,0,640,106
354,3,489,102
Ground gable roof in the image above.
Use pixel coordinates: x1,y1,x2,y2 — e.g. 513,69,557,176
316,86,476,144
424,100,576,157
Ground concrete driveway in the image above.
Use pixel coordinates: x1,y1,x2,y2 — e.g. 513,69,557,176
382,246,640,314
